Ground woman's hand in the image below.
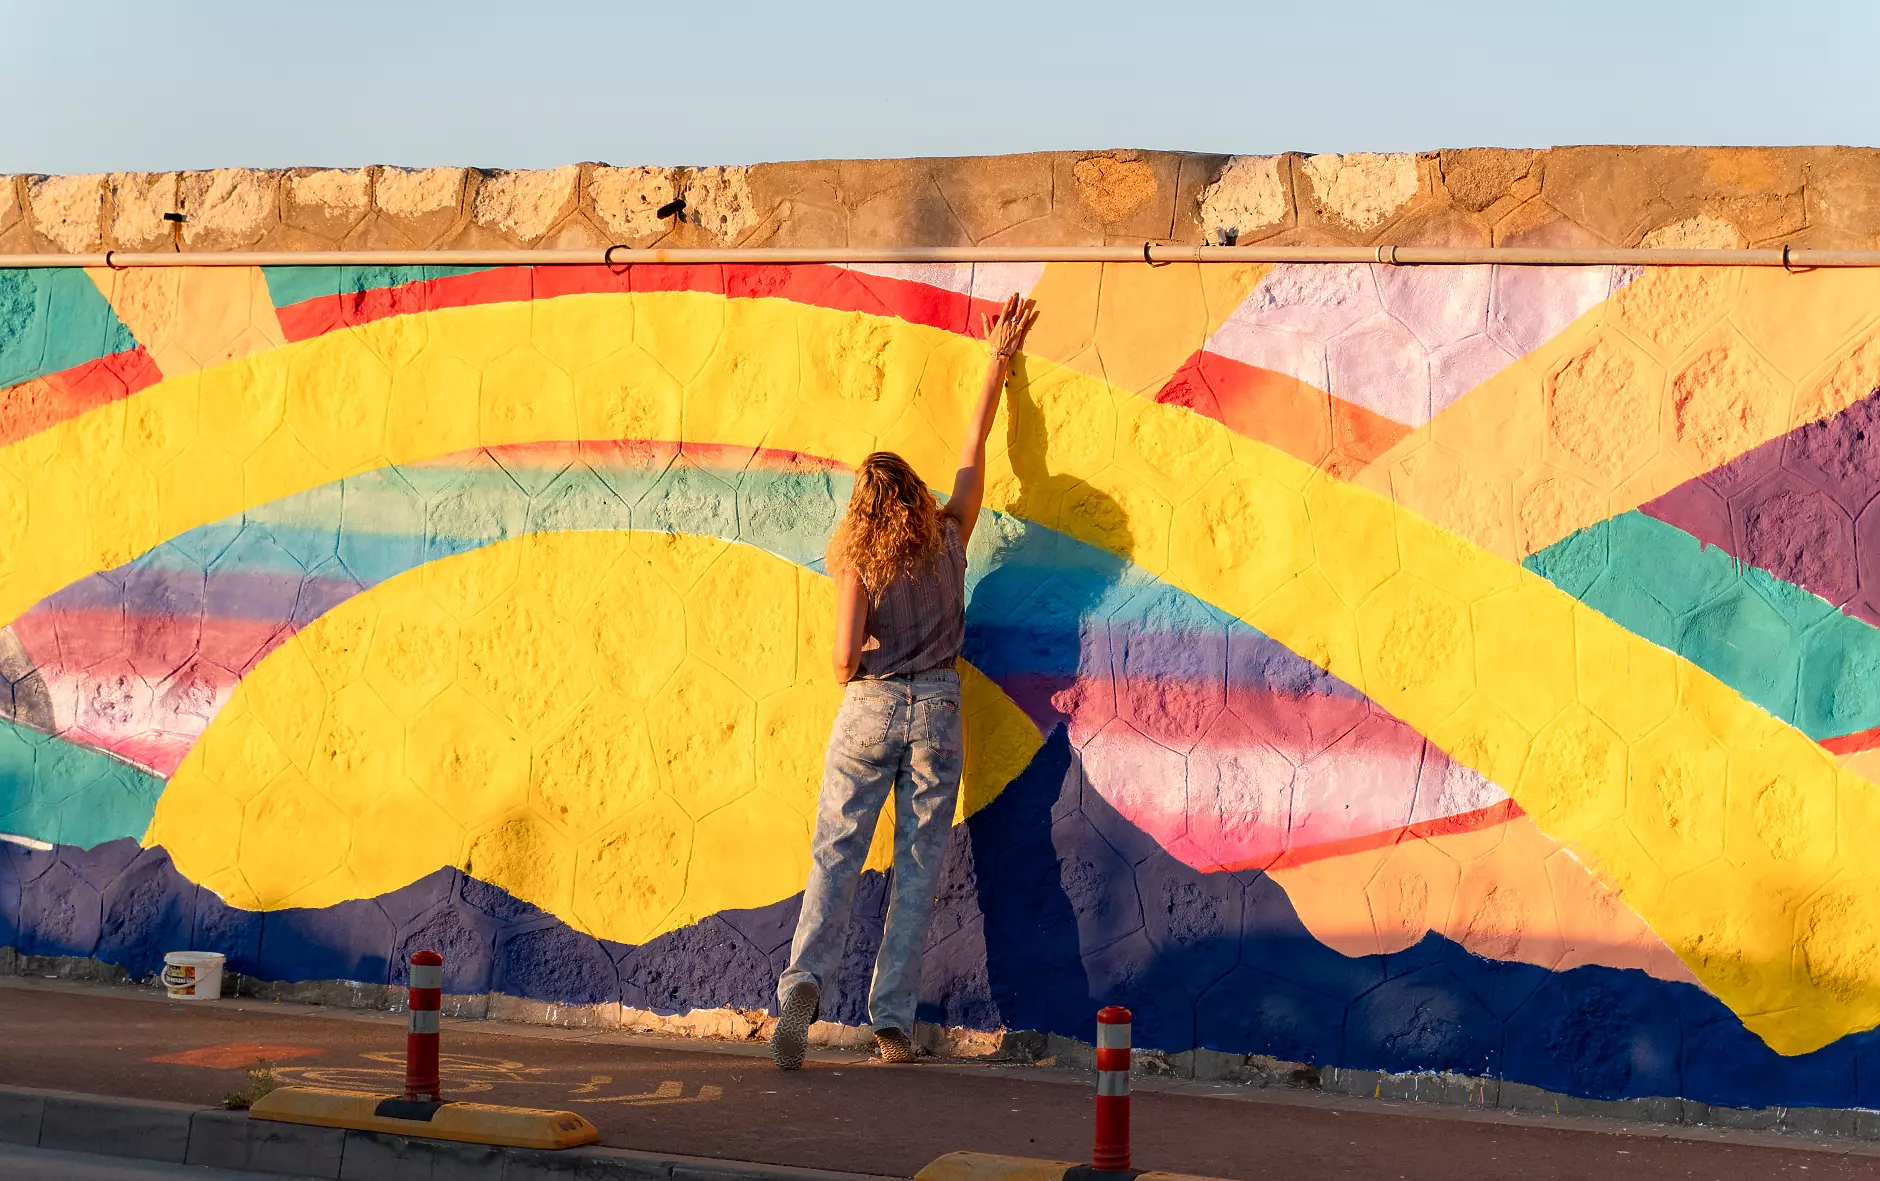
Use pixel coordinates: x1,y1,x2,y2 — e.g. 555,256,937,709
981,293,1039,361
947,293,1039,547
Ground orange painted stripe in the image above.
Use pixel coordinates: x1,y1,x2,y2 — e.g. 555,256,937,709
1155,349,1412,480
146,1042,323,1069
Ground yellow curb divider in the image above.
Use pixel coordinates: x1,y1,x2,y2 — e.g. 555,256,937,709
916,1151,1230,1181
249,1086,599,1150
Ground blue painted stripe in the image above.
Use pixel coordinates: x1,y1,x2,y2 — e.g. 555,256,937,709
0,718,164,849
0,269,140,390
1526,509,1880,742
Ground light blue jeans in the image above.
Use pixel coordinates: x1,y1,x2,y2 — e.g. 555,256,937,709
778,668,964,1034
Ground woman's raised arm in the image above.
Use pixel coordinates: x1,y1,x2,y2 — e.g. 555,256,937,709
944,294,1037,547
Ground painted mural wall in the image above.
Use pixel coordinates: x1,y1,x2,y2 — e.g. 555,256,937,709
7,243,1880,1113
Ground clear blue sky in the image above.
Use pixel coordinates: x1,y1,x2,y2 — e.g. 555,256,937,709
6,0,1877,172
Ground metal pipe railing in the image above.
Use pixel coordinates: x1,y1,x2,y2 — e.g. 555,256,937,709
1,244,1876,267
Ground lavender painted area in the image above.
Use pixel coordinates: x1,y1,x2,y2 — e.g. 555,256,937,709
1204,263,1628,428
1641,386,1880,630
1487,264,1622,356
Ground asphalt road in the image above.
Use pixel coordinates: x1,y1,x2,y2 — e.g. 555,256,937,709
1,978,1876,1180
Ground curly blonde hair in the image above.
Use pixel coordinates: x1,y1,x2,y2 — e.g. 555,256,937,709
826,452,943,594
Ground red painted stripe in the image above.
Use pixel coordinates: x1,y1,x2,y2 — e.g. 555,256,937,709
0,346,163,448
1094,1048,1131,1072
276,264,1006,346
541,261,1003,334
1221,797,1523,874
276,267,535,340
1155,349,1412,479
1821,725,1880,756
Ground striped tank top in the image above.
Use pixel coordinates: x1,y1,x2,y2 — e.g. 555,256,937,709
855,517,967,678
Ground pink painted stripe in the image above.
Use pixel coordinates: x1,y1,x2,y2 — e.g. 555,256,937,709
18,610,289,680
33,659,242,777
1065,683,1514,873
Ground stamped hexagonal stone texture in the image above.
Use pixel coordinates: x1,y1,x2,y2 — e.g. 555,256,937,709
16,188,1880,1099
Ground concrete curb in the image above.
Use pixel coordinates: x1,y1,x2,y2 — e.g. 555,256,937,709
913,1151,1229,1181
0,1084,898,1181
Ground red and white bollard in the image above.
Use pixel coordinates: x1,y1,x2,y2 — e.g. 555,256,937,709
1093,1006,1131,1171
405,950,443,1102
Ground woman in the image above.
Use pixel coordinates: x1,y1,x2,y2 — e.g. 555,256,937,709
771,294,1038,1070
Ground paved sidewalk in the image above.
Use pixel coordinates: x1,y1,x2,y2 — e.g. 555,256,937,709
0,1142,322,1180
0,977,1874,1180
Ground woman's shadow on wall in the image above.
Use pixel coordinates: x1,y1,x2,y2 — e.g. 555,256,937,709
936,359,1139,1034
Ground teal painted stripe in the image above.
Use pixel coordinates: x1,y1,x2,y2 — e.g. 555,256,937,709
0,268,140,390
133,454,842,579
260,264,496,311
1525,510,1880,742
0,718,165,849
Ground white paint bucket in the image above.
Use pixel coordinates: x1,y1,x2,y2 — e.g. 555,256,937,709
160,951,225,1000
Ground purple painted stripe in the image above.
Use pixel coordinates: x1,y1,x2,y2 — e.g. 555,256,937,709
38,568,366,626
1639,385,1880,627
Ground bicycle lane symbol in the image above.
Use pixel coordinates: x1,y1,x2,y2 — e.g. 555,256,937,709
272,1052,724,1106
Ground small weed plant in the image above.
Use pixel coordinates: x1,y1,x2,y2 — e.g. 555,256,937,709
218,1058,280,1110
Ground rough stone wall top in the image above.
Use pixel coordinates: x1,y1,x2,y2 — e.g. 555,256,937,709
4,147,1879,254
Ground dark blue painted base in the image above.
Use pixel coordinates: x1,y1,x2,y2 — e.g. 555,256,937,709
2,725,1871,1111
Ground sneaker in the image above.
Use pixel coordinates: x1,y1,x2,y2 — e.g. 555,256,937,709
875,1026,916,1064
770,980,820,1071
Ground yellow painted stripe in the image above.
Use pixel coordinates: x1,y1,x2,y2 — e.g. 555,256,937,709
147,529,1041,944
2,290,1877,1052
